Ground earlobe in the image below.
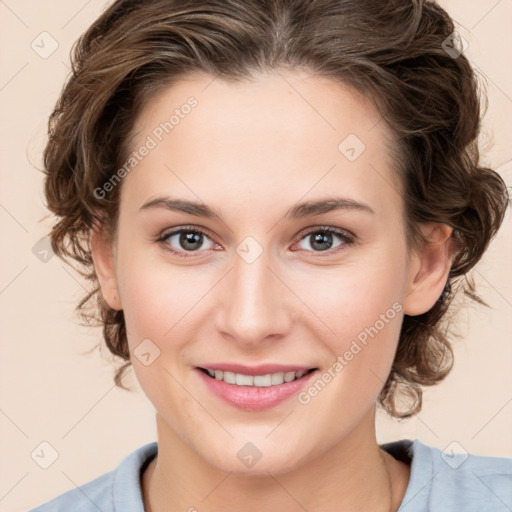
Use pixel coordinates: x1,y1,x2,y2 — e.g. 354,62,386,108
403,223,454,316
90,227,122,311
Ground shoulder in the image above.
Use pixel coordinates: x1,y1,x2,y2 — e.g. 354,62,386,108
381,438,512,512
27,470,116,512
27,442,158,512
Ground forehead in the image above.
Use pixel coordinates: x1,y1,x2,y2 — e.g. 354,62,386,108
123,70,403,223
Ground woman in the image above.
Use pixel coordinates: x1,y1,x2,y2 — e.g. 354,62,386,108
30,0,512,511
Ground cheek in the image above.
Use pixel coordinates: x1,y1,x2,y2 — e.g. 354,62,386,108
114,254,203,406
303,248,406,342
305,245,407,386
118,262,197,342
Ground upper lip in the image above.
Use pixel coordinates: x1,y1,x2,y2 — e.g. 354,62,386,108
196,363,317,376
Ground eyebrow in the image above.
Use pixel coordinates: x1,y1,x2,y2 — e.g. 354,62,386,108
139,196,375,220
285,197,375,218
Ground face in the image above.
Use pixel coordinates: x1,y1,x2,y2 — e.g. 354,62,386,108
93,69,451,475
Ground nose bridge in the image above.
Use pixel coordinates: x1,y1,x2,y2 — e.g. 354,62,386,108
215,244,291,344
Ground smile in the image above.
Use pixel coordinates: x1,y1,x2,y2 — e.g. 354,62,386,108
196,366,319,411
198,367,317,387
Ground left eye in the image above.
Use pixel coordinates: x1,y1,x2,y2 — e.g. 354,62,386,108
295,228,353,253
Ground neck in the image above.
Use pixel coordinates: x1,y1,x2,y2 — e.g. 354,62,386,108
142,408,410,512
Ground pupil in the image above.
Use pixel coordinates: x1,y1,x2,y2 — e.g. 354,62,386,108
180,231,202,250
311,232,332,251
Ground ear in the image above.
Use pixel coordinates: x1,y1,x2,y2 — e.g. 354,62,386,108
403,222,455,316
90,226,122,311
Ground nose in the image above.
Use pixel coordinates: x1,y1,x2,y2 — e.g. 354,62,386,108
214,247,293,348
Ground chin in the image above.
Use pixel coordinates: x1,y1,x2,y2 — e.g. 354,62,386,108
202,440,307,477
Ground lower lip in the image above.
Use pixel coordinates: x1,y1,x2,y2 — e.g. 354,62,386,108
195,368,318,411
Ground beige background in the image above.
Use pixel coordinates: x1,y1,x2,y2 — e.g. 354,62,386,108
0,1,511,510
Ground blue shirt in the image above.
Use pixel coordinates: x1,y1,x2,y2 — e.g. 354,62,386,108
28,439,512,511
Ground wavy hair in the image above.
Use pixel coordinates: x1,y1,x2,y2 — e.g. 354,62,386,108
43,0,509,417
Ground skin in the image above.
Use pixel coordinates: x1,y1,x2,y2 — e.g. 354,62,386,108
91,69,454,511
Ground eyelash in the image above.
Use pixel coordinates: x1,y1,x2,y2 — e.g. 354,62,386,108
156,224,355,258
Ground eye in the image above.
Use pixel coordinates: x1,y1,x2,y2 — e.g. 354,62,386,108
294,227,354,254
157,225,355,258
158,226,217,257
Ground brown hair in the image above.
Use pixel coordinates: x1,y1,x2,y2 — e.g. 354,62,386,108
43,0,509,418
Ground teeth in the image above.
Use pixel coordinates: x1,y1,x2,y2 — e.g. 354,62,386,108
236,373,254,386
203,368,311,387
271,372,285,385
284,371,296,382
223,371,236,384
254,374,272,387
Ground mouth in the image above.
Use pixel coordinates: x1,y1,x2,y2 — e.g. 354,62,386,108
195,365,319,411
196,366,318,387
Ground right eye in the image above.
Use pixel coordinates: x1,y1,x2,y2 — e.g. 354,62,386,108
157,226,219,257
